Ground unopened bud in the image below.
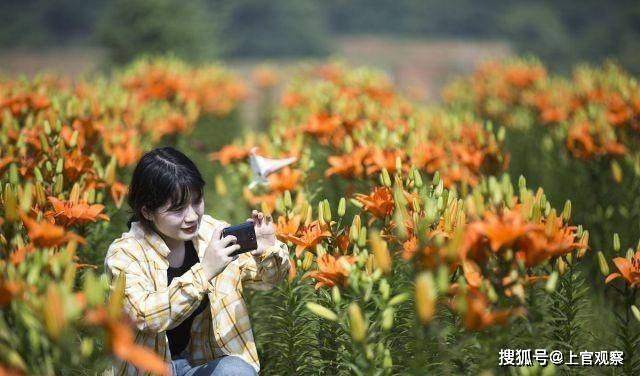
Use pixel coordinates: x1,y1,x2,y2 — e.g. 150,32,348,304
306,302,338,321
348,302,367,342
545,271,559,293
370,231,391,275
337,197,346,217
323,200,332,222
413,169,423,188
379,278,390,300
331,286,341,305
415,271,437,324
597,251,610,276
284,190,292,209
561,200,572,222
381,307,394,330
632,305,640,323
388,292,410,306
381,168,392,187
350,198,363,208
301,252,314,270
613,233,621,252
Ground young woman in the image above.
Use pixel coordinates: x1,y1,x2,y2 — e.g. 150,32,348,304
104,146,290,376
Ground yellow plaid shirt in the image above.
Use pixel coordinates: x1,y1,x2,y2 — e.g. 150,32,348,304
104,214,290,375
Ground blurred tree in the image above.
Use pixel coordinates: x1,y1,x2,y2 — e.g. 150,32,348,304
499,2,574,72
98,0,217,64
210,0,332,58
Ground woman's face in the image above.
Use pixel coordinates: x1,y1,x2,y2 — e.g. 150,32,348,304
142,194,205,241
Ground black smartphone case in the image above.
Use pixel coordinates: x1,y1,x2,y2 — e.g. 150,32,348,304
221,221,258,256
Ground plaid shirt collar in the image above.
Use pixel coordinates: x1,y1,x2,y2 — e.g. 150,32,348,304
129,220,209,268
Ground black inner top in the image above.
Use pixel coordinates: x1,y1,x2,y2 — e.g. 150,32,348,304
166,239,210,357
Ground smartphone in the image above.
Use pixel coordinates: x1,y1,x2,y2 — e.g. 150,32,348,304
221,221,258,257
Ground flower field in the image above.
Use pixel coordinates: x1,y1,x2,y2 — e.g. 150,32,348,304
1,56,639,375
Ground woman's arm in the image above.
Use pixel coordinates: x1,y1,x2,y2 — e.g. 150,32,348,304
104,246,214,333
238,239,291,291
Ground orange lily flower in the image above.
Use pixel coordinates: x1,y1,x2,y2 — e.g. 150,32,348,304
0,280,23,308
63,149,96,183
325,146,369,179
302,253,357,289
19,211,86,247
605,250,640,288
208,144,252,166
110,182,129,209
288,221,332,258
267,166,302,193
477,209,540,252
85,309,171,376
302,113,341,144
46,196,110,227
353,186,394,221
458,289,526,331
364,148,407,175
276,215,302,244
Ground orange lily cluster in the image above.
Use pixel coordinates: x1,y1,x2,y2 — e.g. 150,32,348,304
443,59,640,160
121,57,247,117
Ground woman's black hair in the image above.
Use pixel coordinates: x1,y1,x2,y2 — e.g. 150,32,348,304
126,146,205,232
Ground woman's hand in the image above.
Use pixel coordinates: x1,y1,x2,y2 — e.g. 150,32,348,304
201,226,240,281
246,209,276,258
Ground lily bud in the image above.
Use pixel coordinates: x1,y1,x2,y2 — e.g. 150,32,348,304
4,184,18,222
35,182,47,207
413,169,423,188
70,183,81,204
43,284,66,340
561,200,572,222
379,278,390,300
597,251,609,276
613,233,621,252
34,167,44,182
284,190,292,209
432,171,440,186
108,272,126,320
214,175,227,197
357,226,367,247
388,292,410,306
9,163,19,185
301,252,313,270
55,158,64,174
415,271,437,324
383,349,392,369
331,286,341,305
556,257,567,276
370,231,392,275
611,160,623,184
306,302,338,321
381,168,392,187
395,157,402,174
545,271,559,293
632,305,640,323
350,198,363,208
381,307,394,330
318,202,325,226
69,130,79,148
337,197,346,217
323,200,332,222
348,302,367,342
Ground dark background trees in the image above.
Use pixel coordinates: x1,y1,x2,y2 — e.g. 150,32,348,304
0,0,637,73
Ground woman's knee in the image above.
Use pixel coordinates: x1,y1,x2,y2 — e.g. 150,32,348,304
211,356,257,376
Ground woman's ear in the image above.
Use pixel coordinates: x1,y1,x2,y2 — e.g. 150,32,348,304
141,207,153,222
